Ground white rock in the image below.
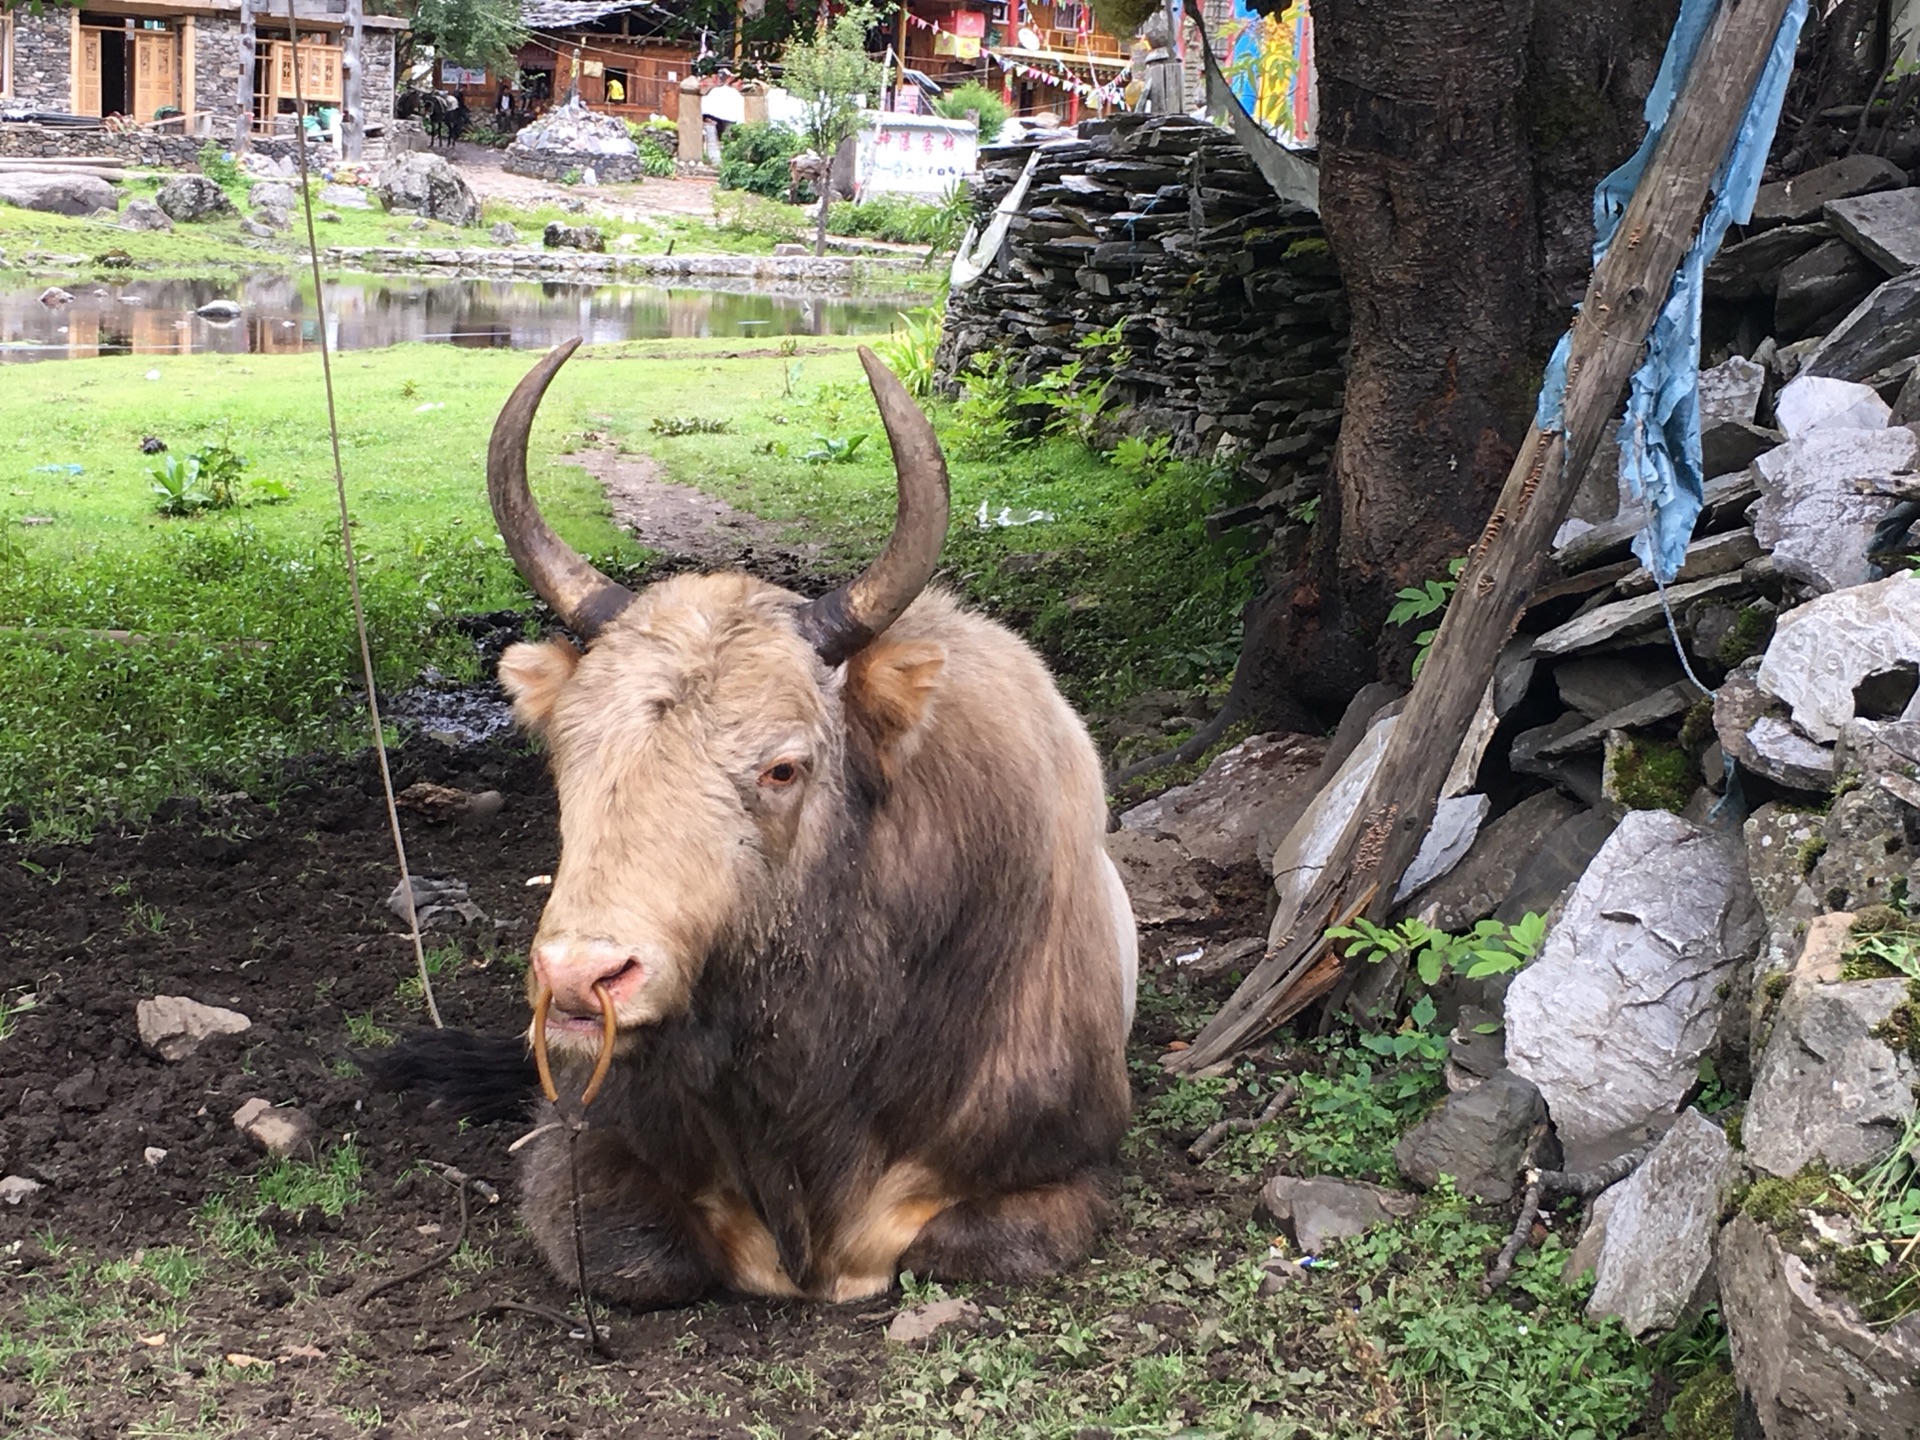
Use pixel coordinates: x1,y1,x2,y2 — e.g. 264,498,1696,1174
231,1098,318,1159
143,1147,169,1167
1118,733,1326,869
1504,811,1764,1154
137,995,251,1061
886,1297,980,1343
1771,374,1890,438
1751,428,1919,592
1699,355,1766,428
1755,572,1920,742
0,1176,44,1204
1585,1109,1738,1336
1394,794,1490,901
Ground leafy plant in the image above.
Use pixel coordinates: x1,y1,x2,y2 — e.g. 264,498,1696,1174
825,187,972,252
932,80,1010,143
874,307,942,398
799,433,869,464
148,439,287,517
626,117,679,177
781,3,886,253
648,415,734,436
714,189,808,245
559,165,583,186
1388,556,1467,679
196,143,241,188
1328,912,1549,987
717,120,810,200
1111,433,1174,479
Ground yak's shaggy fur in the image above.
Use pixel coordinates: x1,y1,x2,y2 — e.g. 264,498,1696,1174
388,576,1135,1305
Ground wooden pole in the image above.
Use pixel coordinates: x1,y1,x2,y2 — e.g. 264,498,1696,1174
234,0,256,151
1169,0,1798,1075
342,0,364,160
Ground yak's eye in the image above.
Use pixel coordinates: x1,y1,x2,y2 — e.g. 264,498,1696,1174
759,760,800,788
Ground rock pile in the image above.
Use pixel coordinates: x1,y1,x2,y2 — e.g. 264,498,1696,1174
939,114,1346,519
504,96,645,184
374,152,479,227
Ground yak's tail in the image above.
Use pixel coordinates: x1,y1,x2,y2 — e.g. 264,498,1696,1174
360,1028,540,1125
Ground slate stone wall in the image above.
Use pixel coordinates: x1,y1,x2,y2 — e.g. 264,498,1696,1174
939,113,1347,517
8,9,73,111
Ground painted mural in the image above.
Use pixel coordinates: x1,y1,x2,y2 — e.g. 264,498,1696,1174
1221,0,1314,146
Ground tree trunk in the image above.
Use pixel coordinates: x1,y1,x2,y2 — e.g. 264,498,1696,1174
814,180,830,256
1223,0,1667,730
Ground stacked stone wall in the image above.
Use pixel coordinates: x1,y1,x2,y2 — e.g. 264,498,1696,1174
938,114,1346,516
7,10,73,111
0,125,201,166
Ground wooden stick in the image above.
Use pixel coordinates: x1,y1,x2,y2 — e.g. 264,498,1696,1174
1170,0,1798,1075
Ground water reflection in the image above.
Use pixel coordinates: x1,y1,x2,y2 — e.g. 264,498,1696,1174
0,272,904,362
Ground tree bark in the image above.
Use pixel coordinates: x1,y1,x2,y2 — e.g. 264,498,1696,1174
1228,0,1539,722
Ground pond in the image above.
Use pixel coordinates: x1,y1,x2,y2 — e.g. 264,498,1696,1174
0,272,906,363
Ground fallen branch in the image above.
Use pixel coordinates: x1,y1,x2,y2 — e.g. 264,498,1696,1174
1481,1143,1651,1294
1106,694,1246,793
1170,0,1800,1074
1188,1081,1296,1162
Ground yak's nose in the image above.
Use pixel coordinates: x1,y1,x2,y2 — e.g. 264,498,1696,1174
532,938,648,1020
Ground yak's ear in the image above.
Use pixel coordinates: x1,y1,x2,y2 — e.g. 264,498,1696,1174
846,638,945,772
497,639,581,733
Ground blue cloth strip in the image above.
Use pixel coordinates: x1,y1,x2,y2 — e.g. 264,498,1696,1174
1534,0,1807,583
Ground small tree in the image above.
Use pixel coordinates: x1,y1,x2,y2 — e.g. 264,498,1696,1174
780,3,884,255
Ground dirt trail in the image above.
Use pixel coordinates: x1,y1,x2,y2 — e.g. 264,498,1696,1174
452,144,719,222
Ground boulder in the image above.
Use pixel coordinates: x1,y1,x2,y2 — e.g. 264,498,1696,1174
246,180,296,212
1806,782,1917,913
0,171,118,217
137,995,251,1061
1615,528,1762,596
1406,789,1584,932
1504,811,1764,1156
1774,238,1880,338
1583,1108,1738,1336
1393,793,1489,901
118,198,172,232
318,183,371,210
231,1098,317,1160
1750,153,1907,227
1105,829,1211,925
886,1297,981,1344
1699,355,1766,427
1393,1068,1546,1202
1494,805,1620,921
1715,665,1835,793
1771,374,1890,438
1705,223,1830,300
1257,1175,1418,1253
155,175,235,222
1743,802,1827,931
375,152,480,226
1755,572,1920,742
252,205,290,231
1743,963,1916,1178
1803,270,1920,385
1719,1213,1920,1439
1824,185,1920,274
543,221,605,252
1118,732,1326,868
239,218,274,239
1751,428,1918,593
490,220,518,244
1702,420,1783,478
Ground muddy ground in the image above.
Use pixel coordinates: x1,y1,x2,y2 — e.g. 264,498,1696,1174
0,726,1295,1440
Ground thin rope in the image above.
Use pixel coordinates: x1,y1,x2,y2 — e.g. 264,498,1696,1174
282,1,442,1027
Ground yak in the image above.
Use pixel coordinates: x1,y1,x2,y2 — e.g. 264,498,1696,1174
382,341,1137,1306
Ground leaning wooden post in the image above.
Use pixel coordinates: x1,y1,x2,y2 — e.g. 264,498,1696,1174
342,0,365,161
1170,0,1797,1075
234,0,257,152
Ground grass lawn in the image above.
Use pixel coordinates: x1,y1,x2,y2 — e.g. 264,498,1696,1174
0,338,1253,833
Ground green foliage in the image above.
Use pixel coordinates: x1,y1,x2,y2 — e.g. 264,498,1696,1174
408,0,527,74
1328,912,1549,988
648,415,734,436
1843,905,1920,981
148,439,287,516
0,522,502,832
781,6,886,186
196,143,242,188
1387,557,1466,679
1110,433,1174,480
714,187,808,243
931,81,1009,143
626,117,679,177
257,1138,364,1217
827,186,972,251
1286,1020,1448,1180
873,307,943,399
718,119,810,199
799,433,870,464
559,165,583,186
1606,736,1697,813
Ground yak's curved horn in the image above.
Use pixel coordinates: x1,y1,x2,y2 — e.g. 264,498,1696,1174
488,339,634,641
795,347,951,667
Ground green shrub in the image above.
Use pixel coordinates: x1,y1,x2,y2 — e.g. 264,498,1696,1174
625,117,679,177
196,143,242,188
713,189,807,244
718,119,808,200
932,81,1008,144
825,186,970,250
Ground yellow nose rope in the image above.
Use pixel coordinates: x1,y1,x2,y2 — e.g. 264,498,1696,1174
280,0,440,1028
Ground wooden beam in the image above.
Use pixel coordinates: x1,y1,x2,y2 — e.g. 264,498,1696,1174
234,0,256,150
1170,0,1798,1075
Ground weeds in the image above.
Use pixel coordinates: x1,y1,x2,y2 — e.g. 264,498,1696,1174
875,307,943,398
1328,912,1548,988
149,439,288,517
1388,557,1466,679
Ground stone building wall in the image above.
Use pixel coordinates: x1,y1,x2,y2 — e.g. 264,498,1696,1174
939,114,1347,519
8,9,72,111
361,29,396,126
195,14,250,140
0,125,202,165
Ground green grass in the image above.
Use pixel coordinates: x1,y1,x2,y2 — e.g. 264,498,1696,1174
2,339,1252,833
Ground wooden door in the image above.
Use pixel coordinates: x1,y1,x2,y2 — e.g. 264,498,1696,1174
133,32,179,121
78,28,103,117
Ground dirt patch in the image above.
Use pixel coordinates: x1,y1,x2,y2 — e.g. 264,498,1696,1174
0,735,1279,1437
452,146,719,222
